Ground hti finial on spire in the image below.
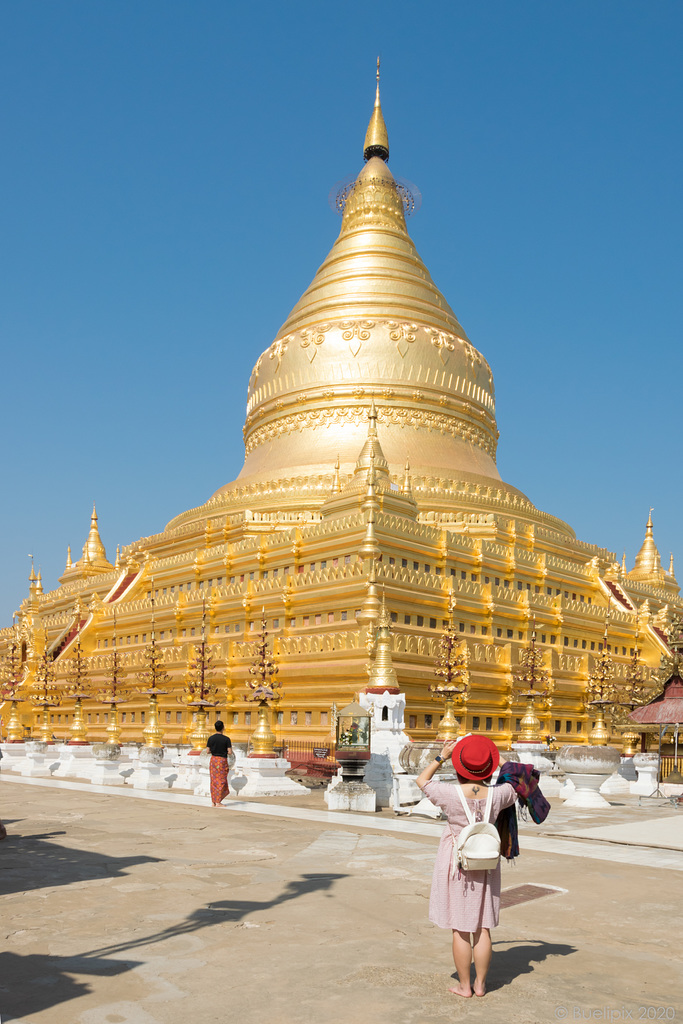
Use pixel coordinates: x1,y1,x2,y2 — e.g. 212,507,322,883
364,58,389,162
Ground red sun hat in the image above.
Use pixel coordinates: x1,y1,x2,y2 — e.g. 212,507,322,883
451,735,500,781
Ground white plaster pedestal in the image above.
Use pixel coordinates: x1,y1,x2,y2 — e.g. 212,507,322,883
171,749,202,791
390,774,422,810
630,754,660,796
20,741,54,778
132,747,173,791
326,780,376,813
51,743,95,779
230,757,311,798
511,742,554,773
90,744,124,786
0,742,27,773
600,771,632,795
559,777,576,799
557,745,620,809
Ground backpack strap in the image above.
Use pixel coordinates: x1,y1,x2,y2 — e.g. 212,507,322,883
483,784,494,824
455,783,475,825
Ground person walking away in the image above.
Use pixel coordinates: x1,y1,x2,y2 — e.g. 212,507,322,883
207,720,232,807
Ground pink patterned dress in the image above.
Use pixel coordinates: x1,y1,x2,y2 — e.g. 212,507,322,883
422,778,517,931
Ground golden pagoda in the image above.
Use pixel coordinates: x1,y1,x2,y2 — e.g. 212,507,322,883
1,70,681,750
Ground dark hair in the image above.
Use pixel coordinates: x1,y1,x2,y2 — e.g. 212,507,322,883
214,720,224,732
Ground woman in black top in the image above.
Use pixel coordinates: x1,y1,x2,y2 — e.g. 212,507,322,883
207,720,232,807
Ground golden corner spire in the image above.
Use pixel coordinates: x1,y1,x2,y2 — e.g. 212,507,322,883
363,57,389,163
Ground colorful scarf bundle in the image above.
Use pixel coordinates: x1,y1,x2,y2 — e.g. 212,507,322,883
494,760,551,860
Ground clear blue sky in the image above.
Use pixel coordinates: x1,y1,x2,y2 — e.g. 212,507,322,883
1,1,682,623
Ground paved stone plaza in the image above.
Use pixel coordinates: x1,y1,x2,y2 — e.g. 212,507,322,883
1,778,682,1024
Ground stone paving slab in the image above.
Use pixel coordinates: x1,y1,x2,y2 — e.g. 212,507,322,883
1,780,682,1024
551,815,683,851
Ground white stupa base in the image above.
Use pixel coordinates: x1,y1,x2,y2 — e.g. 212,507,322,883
538,773,564,797
0,743,27,771
131,747,174,790
131,765,174,790
231,757,311,798
19,742,56,778
326,781,376,813
559,777,576,799
599,771,632,795
89,745,125,786
562,773,612,808
171,750,203,791
390,773,422,810
511,743,554,773
408,795,444,819
90,762,125,786
630,756,660,795
51,744,95,779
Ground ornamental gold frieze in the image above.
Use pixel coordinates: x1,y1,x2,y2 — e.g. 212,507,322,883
248,318,493,395
243,403,497,460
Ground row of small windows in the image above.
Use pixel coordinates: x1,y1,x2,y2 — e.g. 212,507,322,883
145,563,593,604
229,710,329,727
407,713,585,734
97,620,632,648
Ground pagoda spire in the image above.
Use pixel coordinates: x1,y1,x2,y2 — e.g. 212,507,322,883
366,592,399,690
354,401,389,478
332,456,342,494
82,503,109,565
363,57,389,162
628,507,664,582
401,457,413,497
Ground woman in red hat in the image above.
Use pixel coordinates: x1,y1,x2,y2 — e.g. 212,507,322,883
416,734,517,998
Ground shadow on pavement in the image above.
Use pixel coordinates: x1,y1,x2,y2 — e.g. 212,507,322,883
0,951,138,1022
1,873,347,1020
88,872,349,956
488,940,578,990
0,831,162,896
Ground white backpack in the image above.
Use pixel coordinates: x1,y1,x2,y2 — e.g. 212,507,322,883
450,784,501,875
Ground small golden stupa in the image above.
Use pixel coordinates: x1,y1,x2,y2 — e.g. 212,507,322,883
1,68,680,749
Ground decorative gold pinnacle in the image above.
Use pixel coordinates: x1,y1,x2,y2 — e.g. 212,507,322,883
586,609,617,746
180,602,220,750
363,57,389,162
511,620,550,743
430,599,470,741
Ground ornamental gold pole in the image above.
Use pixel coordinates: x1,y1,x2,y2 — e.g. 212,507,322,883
430,592,469,741
246,611,280,758
5,700,24,743
180,603,220,752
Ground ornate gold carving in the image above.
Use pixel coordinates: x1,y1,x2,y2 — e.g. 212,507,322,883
340,319,375,356
243,404,497,458
300,324,332,347
268,335,291,371
386,320,418,358
250,354,263,386
386,321,418,343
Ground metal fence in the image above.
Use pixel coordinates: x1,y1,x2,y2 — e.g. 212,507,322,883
282,739,337,763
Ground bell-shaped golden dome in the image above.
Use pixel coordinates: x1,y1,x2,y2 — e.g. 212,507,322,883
224,76,500,494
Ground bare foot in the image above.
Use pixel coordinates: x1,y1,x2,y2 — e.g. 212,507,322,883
448,986,473,998
473,981,486,997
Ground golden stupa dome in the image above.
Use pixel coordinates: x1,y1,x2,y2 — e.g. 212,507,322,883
222,73,501,494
